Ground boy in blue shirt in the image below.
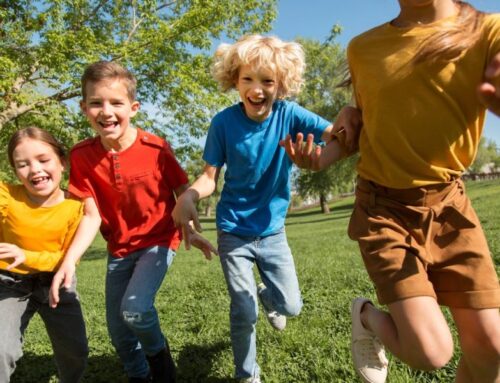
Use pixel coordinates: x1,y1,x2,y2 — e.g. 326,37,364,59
172,34,348,382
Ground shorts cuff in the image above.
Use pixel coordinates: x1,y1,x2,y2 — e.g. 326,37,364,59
437,289,500,309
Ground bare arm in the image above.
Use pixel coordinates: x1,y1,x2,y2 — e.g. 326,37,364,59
171,164,220,248
49,197,101,308
478,52,500,116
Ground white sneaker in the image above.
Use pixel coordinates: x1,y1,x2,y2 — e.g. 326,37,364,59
257,283,286,331
351,298,388,383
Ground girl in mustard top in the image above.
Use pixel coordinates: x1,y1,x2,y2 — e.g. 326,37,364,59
341,1,500,383
284,1,500,382
0,127,88,382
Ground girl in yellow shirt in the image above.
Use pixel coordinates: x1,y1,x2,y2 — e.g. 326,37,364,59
0,127,88,382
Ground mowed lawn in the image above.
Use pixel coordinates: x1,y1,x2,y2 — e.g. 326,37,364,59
13,180,500,383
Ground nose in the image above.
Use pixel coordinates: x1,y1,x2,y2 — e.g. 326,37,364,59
29,161,43,174
100,102,113,116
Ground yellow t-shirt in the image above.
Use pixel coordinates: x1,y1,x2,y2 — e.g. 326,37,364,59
0,182,83,274
348,13,500,188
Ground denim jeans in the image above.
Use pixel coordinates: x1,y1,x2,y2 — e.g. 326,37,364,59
218,228,303,379
0,270,88,383
105,246,175,378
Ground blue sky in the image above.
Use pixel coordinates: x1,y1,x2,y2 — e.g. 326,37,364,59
270,0,500,145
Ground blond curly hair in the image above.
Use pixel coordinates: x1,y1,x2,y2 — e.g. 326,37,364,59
211,34,306,99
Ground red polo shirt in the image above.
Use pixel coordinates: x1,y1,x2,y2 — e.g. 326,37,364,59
69,128,188,257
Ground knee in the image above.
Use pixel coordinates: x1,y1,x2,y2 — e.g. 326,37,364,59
121,307,153,331
277,299,302,317
231,300,258,328
460,324,500,365
406,337,454,371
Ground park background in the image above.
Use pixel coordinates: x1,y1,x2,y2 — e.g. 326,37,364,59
1,1,499,382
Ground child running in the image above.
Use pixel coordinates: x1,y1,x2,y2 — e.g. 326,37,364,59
322,1,500,382
172,34,349,382
0,127,88,382
49,61,216,383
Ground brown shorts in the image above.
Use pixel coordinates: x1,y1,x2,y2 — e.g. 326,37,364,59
348,177,500,309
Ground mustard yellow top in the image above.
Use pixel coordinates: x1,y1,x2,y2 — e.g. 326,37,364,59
348,13,500,188
0,182,83,274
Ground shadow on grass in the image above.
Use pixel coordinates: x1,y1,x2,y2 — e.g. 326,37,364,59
177,340,234,382
12,353,125,383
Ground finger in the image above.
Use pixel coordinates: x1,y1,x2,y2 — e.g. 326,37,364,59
295,133,304,163
182,224,191,250
49,275,63,308
303,134,314,156
192,214,202,233
63,272,73,289
6,258,22,270
281,134,295,159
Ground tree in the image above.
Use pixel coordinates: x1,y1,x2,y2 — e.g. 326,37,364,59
468,137,500,173
294,27,357,213
0,0,277,164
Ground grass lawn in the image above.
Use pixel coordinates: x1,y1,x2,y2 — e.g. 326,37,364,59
12,180,500,382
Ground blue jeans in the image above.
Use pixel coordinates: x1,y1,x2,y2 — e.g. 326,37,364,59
105,246,175,378
218,229,303,379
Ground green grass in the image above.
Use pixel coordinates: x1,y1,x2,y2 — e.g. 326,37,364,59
12,180,500,382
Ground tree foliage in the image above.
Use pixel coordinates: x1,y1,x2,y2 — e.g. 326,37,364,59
468,137,500,173
0,0,277,171
294,27,357,213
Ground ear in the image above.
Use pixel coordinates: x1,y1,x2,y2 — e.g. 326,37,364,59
130,101,140,117
80,100,87,115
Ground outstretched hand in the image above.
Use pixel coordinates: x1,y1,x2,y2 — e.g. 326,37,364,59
49,261,75,308
279,132,322,171
172,190,202,250
478,52,500,116
189,228,218,260
0,243,26,270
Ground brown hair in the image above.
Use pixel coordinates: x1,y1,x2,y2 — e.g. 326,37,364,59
7,127,66,167
81,61,137,101
413,1,485,65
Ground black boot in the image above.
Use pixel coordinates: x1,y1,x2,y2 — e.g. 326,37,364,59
146,346,177,383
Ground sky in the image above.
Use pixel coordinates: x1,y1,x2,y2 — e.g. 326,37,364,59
270,0,500,146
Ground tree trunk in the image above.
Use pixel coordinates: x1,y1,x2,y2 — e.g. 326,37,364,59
205,204,212,218
320,193,330,214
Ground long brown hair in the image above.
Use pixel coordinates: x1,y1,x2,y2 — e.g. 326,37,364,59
413,1,485,65
7,127,66,168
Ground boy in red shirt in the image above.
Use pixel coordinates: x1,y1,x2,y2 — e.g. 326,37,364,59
50,61,216,383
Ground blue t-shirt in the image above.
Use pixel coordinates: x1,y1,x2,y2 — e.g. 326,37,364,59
203,100,330,236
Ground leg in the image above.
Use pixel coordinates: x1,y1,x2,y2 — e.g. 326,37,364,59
39,277,88,383
0,277,36,382
256,229,302,317
106,253,149,379
120,246,176,382
218,232,260,380
451,307,500,383
362,296,453,370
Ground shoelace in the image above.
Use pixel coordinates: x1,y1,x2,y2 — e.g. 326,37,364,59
355,335,389,368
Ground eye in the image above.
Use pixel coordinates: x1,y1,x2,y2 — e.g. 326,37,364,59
89,101,101,106
15,162,27,169
264,79,275,85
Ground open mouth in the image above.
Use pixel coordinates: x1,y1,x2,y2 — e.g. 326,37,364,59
31,176,50,187
248,98,266,106
99,121,119,129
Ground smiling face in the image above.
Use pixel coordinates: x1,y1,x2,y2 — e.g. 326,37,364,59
12,138,65,206
236,64,279,122
81,78,140,151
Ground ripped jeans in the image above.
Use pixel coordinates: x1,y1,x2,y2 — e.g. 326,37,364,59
105,246,175,378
